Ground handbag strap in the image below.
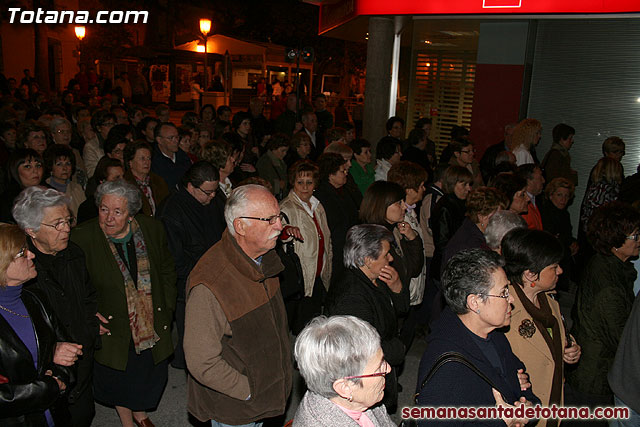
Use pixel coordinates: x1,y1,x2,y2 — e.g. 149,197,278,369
414,351,506,404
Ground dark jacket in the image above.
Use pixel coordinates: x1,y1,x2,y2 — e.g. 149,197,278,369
313,181,360,282
158,185,225,299
416,308,539,426
430,194,467,280
568,253,637,397
609,292,640,414
541,143,578,186
150,146,191,190
402,146,432,179
388,227,425,294
326,267,409,409
441,217,488,271
479,140,507,183
124,170,169,217
71,215,177,370
25,240,98,406
0,289,74,427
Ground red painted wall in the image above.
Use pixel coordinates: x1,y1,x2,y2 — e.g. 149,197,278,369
470,63,524,157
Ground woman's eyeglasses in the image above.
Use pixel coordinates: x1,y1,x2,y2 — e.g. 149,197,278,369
481,288,510,299
343,359,389,380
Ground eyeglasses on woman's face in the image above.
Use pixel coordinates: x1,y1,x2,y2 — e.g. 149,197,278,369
343,359,389,380
481,287,510,299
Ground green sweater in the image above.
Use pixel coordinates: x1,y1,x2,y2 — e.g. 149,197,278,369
349,158,375,195
71,215,177,370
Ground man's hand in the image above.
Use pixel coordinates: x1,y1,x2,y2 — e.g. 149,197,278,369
282,225,304,242
54,342,83,366
378,265,402,293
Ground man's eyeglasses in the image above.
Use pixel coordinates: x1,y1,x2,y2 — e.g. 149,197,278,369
238,213,285,225
343,359,389,380
481,288,510,299
626,233,640,242
197,186,216,197
41,216,76,231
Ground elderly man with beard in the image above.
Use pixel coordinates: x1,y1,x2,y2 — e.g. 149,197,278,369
184,184,292,427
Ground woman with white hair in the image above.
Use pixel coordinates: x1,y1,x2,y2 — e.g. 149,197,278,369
12,186,96,425
71,180,176,427
484,210,527,253
326,224,407,412
293,315,395,426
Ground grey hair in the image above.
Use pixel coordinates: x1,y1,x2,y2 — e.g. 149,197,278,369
294,315,381,398
94,179,142,216
224,184,271,236
442,248,505,314
12,186,70,232
484,211,527,250
343,224,394,269
49,116,71,132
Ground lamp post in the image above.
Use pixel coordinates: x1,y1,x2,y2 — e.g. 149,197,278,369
199,19,211,91
74,26,86,67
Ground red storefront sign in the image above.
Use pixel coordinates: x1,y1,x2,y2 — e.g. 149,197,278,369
320,0,640,24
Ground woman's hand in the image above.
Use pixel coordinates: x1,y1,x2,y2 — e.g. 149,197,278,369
96,312,111,336
397,221,417,240
517,369,531,391
45,370,66,391
282,226,304,242
563,336,581,364
54,342,83,366
492,388,530,427
378,265,402,293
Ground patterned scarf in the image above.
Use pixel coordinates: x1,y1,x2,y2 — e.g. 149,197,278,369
105,218,159,354
135,174,156,216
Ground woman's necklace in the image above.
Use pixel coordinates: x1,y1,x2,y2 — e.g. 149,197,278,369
0,304,29,318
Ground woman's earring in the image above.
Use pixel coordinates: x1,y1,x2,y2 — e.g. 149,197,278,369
530,281,536,288
348,395,353,402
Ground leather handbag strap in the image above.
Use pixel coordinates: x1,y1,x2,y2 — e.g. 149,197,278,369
414,351,506,404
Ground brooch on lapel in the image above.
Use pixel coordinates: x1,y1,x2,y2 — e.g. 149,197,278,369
518,319,536,338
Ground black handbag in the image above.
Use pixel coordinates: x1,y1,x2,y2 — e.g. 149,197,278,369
276,212,305,300
399,352,507,427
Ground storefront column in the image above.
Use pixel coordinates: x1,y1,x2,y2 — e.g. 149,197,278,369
363,16,394,149
470,22,530,157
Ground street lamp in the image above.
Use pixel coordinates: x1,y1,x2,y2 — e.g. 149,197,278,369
74,26,86,67
199,19,211,91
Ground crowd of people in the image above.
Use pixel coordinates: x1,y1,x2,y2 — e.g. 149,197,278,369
0,68,639,427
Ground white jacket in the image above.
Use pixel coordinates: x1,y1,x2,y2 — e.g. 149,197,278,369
280,192,333,297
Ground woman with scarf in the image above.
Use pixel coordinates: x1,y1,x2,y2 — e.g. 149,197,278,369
72,180,176,427
123,141,168,218
501,228,582,426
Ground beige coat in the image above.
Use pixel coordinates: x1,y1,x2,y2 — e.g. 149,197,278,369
280,192,332,297
504,285,566,426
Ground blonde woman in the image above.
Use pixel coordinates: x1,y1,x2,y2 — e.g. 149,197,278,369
509,119,542,166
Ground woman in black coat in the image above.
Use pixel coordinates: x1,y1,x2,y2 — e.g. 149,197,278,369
539,178,579,289
326,224,408,413
0,223,74,427
430,165,472,280
314,153,360,282
416,249,539,426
